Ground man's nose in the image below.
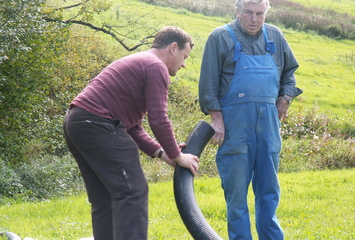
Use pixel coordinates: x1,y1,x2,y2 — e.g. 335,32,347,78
250,13,258,21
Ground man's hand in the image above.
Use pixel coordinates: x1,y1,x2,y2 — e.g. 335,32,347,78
174,153,199,176
276,96,291,120
209,110,225,146
156,143,199,175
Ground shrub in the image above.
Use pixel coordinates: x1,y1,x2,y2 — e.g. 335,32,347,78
280,137,355,172
282,107,354,140
0,160,24,201
279,108,355,172
0,154,84,202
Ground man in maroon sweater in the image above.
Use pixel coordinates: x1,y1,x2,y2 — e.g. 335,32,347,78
63,26,198,240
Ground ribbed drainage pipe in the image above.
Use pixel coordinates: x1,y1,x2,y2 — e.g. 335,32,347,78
173,121,223,240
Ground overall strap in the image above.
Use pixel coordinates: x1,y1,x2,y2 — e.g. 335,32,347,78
262,25,276,55
224,25,241,62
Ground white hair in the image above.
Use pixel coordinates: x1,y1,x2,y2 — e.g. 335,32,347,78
236,0,270,12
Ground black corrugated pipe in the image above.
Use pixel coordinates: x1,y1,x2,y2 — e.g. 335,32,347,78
173,121,223,240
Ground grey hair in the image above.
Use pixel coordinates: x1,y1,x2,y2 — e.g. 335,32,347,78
236,0,270,12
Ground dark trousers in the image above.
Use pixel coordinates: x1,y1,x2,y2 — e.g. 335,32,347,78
63,107,148,240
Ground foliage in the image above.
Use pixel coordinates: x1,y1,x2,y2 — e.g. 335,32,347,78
0,0,70,164
279,107,355,172
281,137,355,172
0,161,22,201
0,154,84,202
0,0,46,64
0,1,110,165
281,108,354,141
0,0,111,200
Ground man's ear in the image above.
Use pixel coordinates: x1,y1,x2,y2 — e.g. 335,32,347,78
169,42,178,55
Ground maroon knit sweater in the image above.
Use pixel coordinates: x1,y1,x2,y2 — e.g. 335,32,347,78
71,51,181,159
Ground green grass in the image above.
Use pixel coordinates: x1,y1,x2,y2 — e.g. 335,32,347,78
285,30,355,116
289,0,355,16
1,169,354,239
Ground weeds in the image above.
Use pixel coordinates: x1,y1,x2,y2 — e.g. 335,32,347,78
280,107,355,172
0,155,84,202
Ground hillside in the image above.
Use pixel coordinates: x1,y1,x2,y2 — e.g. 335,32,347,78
66,0,355,116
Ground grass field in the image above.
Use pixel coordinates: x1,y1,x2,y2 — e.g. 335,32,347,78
289,0,355,15
0,169,354,239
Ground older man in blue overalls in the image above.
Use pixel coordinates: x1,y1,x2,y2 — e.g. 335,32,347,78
199,0,302,239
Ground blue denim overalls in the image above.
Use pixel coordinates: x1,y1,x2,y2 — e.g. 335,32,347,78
216,25,284,240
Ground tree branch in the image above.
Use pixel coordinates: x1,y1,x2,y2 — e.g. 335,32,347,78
54,0,89,11
43,17,156,51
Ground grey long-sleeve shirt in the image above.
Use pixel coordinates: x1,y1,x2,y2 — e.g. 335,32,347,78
199,19,302,115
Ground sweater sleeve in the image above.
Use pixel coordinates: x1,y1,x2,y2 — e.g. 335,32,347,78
127,121,161,157
147,63,181,159
133,62,181,159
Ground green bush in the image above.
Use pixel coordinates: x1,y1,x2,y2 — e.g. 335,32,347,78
280,137,355,172
0,154,84,203
281,107,354,140
0,160,23,200
280,108,355,172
